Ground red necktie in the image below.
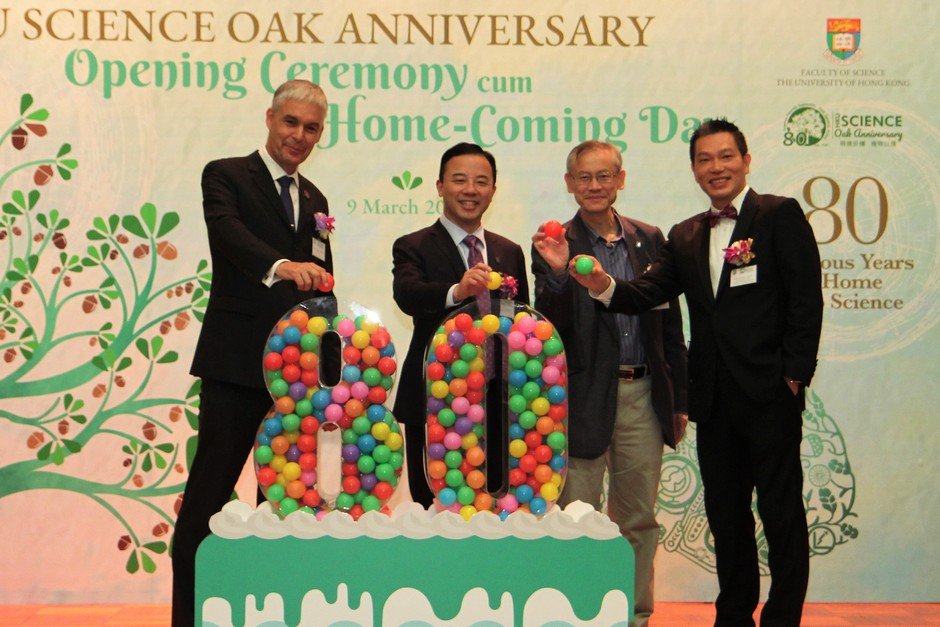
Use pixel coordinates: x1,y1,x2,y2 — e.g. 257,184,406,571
708,204,737,227
463,234,491,314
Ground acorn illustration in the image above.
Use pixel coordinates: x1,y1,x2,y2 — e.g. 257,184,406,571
33,164,54,186
174,312,190,330
169,406,182,422
82,294,98,313
142,421,157,441
156,241,177,260
52,232,67,249
27,431,44,449
117,535,132,551
11,127,27,150
57,419,69,435
153,522,170,537
133,244,149,258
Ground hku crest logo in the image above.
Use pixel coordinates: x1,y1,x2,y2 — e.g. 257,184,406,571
825,18,863,64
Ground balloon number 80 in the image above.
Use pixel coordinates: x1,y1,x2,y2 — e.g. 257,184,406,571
255,298,403,519
425,301,568,519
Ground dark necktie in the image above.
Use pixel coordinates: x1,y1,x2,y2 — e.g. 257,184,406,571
463,234,491,315
707,204,737,227
277,175,294,229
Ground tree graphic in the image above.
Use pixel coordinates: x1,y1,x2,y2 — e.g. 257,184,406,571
0,94,208,575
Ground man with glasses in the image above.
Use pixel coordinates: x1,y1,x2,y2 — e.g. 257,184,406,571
531,140,688,627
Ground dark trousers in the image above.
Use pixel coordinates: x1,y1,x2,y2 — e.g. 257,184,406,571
171,378,271,627
405,423,435,507
696,362,809,627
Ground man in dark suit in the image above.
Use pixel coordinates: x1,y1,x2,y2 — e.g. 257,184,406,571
172,80,333,626
531,140,688,627
558,120,823,627
392,142,529,507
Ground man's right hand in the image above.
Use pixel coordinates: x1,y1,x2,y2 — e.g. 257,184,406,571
453,262,492,301
532,226,570,272
275,261,330,291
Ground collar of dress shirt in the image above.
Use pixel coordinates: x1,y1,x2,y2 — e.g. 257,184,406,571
259,146,297,189
439,215,486,255
710,185,750,214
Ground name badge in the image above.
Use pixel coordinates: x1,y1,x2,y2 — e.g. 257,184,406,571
729,264,757,288
311,238,326,261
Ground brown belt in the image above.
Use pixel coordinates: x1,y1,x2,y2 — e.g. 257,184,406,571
618,364,649,381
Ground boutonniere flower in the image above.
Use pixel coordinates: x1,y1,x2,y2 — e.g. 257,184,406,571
722,238,755,267
484,272,519,299
314,212,335,239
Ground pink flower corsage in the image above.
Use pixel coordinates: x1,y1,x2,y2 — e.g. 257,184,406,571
499,273,519,299
314,212,335,239
722,238,755,267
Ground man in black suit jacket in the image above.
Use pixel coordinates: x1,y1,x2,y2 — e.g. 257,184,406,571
532,141,688,627
392,143,529,507
172,80,333,626
562,121,823,627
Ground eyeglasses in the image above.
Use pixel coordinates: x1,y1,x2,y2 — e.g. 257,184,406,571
571,170,619,187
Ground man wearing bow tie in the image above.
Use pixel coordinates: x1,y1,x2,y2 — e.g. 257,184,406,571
555,120,823,627
173,80,333,626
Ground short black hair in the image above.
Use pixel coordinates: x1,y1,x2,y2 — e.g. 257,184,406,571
689,119,748,163
438,142,497,183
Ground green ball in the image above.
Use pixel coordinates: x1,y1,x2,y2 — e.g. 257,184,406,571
279,497,299,515
357,455,376,474
547,431,567,451
457,486,476,505
269,378,289,398
265,483,285,503
444,450,463,469
508,394,528,414
518,411,538,430
353,416,371,434
300,333,319,352
372,445,391,464
336,492,355,510
381,375,394,390
472,424,485,438
438,408,457,427
254,445,273,465
445,468,465,488
524,359,543,379
575,256,595,275
342,429,359,445
362,495,381,512
293,399,313,418
450,359,470,378
522,381,542,401
281,413,301,432
459,343,479,361
508,351,528,369
362,367,382,386
375,463,396,482
389,451,404,469
543,338,564,356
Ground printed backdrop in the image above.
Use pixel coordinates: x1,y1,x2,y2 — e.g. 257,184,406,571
0,0,937,604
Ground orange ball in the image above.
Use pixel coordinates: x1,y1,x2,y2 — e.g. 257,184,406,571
361,346,381,366
466,469,486,490
289,309,309,329
474,492,493,512
534,464,553,484
285,479,306,499
536,416,555,435
275,396,295,415
449,378,468,397
270,435,289,455
276,319,292,334
428,460,447,480
299,351,318,371
533,320,554,341
465,446,485,467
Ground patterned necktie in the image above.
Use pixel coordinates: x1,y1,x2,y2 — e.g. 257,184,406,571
277,175,294,229
463,234,491,315
707,204,738,227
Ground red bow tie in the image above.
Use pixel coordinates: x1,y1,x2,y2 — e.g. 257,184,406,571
708,205,738,227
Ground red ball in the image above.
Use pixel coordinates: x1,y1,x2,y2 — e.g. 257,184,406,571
459,460,474,476
430,477,447,493
377,356,397,375
318,272,335,292
281,345,301,364
373,481,394,501
300,417,319,434
465,390,484,405
281,364,301,383
367,386,387,404
343,346,361,365
549,404,567,422
300,369,319,387
263,352,283,371
519,453,538,474
427,362,446,381
257,466,277,486
465,327,486,346
454,313,474,332
297,434,317,453
466,371,485,390
298,452,317,471
370,329,391,349
427,423,446,443
534,444,553,464
342,476,361,494
543,220,564,239
302,490,322,508
349,504,365,520
338,415,354,430
526,476,541,492
342,462,359,476
524,431,543,450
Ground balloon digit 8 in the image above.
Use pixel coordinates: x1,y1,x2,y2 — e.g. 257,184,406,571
255,299,403,519
425,300,568,518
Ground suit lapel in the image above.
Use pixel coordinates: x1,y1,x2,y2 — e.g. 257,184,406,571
248,151,295,231
690,212,716,304
716,190,759,300
431,220,470,280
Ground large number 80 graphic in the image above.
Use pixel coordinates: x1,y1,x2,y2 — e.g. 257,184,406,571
254,297,404,520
